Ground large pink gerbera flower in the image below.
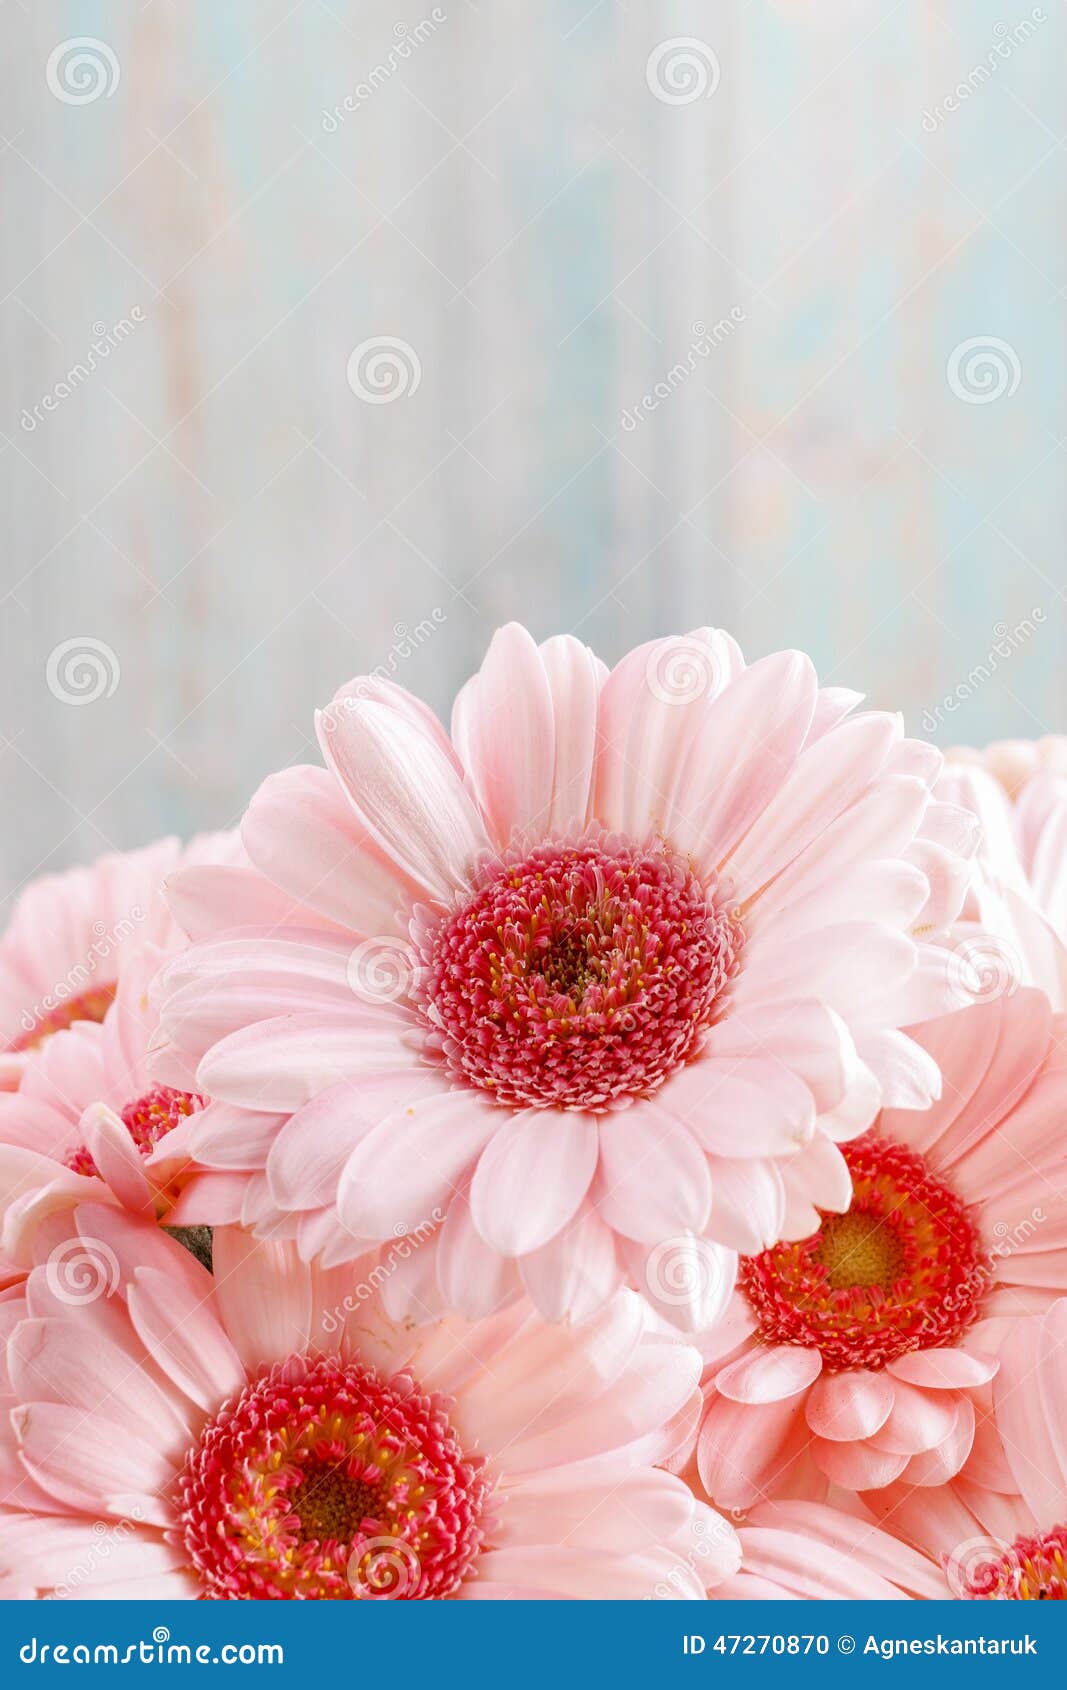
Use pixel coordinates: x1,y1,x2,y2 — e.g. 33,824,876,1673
0,1205,735,1600
937,742,1067,1010
0,835,240,1092
151,624,975,1326
864,1299,1067,1600
696,988,1067,1507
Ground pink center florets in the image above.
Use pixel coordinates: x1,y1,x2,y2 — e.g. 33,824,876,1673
961,1526,1067,1599
177,1355,490,1600
414,840,741,1111
739,1134,989,1372
66,1086,205,1178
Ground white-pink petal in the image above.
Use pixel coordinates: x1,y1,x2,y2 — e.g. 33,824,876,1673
470,1108,599,1257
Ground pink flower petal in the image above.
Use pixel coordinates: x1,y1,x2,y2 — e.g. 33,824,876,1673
210,1226,312,1375
705,1000,858,1114
727,712,901,901
715,1343,821,1404
697,1388,811,1511
592,630,742,841
705,1156,786,1254
663,1057,815,1158
126,1266,246,1411
811,1435,908,1490
593,1106,711,1244
243,763,423,932
13,1402,177,1521
993,1299,1067,1521
899,1398,975,1486
805,1369,894,1441
668,651,818,875
887,1348,998,1389
470,1109,599,1257
317,697,488,900
339,1089,500,1241
518,1205,622,1323
436,1189,521,1320
82,1104,151,1215
197,1009,416,1113
868,1380,959,1455
451,623,557,848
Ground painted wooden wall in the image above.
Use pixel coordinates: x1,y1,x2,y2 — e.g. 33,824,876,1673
2,0,1064,899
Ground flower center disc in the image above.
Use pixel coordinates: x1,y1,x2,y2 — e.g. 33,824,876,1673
738,1134,988,1371
417,840,740,1111
963,1527,1067,1600
178,1355,489,1600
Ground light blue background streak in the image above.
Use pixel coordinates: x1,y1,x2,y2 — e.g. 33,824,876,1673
1,1,1064,896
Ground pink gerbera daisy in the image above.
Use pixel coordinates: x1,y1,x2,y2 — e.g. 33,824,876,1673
0,835,240,1092
0,1205,735,1600
0,945,239,1275
937,743,1067,1011
151,624,975,1326
864,1299,1067,1600
696,988,1067,1507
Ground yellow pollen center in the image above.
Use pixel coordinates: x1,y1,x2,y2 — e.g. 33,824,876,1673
290,1468,379,1544
814,1209,906,1291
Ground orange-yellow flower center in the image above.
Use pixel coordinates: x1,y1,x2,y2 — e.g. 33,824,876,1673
9,984,116,1052
739,1134,988,1371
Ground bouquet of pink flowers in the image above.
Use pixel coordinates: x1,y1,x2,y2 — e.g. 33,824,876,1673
1,624,1065,1602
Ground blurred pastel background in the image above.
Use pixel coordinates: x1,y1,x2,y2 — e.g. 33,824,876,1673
2,0,1064,898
